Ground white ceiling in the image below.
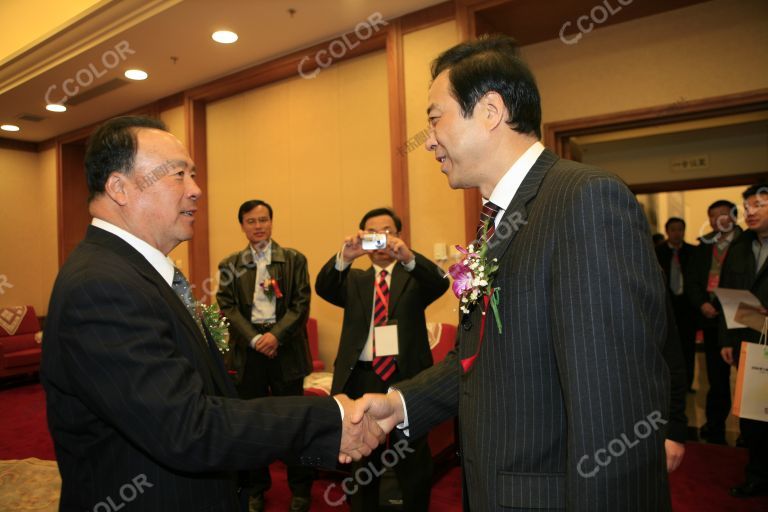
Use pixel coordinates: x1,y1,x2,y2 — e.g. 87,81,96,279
0,0,446,142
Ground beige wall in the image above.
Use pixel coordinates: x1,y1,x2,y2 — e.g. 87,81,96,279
0,146,58,314
206,51,391,368
522,0,768,127
403,20,462,325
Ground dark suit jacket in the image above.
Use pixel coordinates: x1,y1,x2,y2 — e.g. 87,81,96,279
685,228,741,315
314,251,449,394
216,241,312,382
42,226,341,512
396,150,671,511
718,229,768,356
655,241,695,297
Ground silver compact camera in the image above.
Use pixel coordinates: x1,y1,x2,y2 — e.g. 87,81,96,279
361,233,387,251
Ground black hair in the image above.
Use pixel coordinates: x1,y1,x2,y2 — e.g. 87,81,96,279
431,34,541,139
84,116,167,200
238,200,273,224
742,183,768,201
707,200,736,214
665,217,686,230
359,207,402,232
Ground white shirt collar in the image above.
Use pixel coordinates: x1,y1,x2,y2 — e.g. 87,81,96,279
91,218,176,286
249,240,273,264
373,261,397,276
487,141,546,213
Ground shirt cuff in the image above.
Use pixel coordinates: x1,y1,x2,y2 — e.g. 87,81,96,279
334,250,353,271
332,396,345,421
250,334,263,349
388,387,410,437
401,257,416,272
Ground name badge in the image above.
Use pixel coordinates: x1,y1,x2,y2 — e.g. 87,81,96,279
374,324,399,356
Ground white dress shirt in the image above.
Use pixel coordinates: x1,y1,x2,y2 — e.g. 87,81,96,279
486,141,545,223
92,218,175,284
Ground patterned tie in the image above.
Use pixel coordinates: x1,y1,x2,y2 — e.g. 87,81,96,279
372,270,397,382
172,267,198,320
477,201,501,245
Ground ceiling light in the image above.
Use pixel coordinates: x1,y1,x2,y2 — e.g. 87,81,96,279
1,124,20,132
124,69,148,80
212,30,238,44
46,104,67,112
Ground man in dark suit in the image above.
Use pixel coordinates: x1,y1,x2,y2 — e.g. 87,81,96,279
217,200,314,512
315,207,448,511
356,36,670,510
41,116,383,512
685,200,740,445
717,184,768,498
656,217,697,391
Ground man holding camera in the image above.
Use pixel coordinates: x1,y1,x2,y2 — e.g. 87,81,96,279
315,207,449,511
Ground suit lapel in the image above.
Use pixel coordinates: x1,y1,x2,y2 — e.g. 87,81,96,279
388,265,409,318
87,226,235,397
355,268,376,328
486,149,559,263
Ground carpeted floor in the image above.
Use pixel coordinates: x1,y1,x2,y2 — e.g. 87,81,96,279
1,381,766,511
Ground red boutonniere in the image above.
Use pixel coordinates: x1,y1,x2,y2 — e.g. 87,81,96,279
260,277,283,299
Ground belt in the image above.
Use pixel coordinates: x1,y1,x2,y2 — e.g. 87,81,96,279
252,322,275,334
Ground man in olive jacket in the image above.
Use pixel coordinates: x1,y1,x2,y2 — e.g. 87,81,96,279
217,199,314,511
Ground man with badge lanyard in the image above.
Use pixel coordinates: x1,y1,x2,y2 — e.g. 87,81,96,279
686,200,741,445
315,207,449,511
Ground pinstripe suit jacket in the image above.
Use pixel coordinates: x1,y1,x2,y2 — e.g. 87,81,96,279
397,150,671,511
42,226,341,512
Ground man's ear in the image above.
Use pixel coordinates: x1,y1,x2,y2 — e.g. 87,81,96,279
103,172,129,206
481,91,507,131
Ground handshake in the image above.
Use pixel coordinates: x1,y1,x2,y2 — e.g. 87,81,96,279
335,391,406,464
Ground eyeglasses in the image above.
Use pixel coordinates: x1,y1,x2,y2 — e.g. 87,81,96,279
365,229,398,235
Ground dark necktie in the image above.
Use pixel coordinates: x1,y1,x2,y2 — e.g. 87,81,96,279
477,201,501,245
372,270,396,382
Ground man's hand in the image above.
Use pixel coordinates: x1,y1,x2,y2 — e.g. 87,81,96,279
386,236,415,265
352,392,405,434
255,333,279,358
335,394,386,464
664,439,685,473
700,303,719,319
341,232,367,263
721,347,734,366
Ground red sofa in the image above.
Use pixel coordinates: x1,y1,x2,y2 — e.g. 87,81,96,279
0,306,43,378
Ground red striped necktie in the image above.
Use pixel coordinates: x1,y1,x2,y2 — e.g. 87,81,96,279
372,269,396,381
477,201,501,245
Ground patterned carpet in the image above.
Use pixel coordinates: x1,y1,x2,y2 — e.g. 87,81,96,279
0,458,59,511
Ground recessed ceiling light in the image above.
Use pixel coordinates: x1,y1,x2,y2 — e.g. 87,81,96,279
1,124,20,132
46,104,67,112
124,69,148,80
212,30,238,44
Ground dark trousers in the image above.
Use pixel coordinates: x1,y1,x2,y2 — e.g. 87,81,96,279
701,322,732,435
734,343,768,484
237,346,314,498
344,363,433,511
671,295,696,389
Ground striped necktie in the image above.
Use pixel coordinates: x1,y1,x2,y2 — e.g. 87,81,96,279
372,270,396,381
172,267,197,319
477,201,501,245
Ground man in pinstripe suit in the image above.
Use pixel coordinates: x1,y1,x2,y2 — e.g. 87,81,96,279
356,36,671,510
41,116,383,511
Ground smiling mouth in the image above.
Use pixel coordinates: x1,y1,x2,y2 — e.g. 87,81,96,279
181,209,196,217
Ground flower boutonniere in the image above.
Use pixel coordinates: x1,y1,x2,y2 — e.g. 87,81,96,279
196,302,230,354
448,234,502,334
259,277,283,299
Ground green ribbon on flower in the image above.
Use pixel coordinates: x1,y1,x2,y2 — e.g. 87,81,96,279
490,287,502,334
